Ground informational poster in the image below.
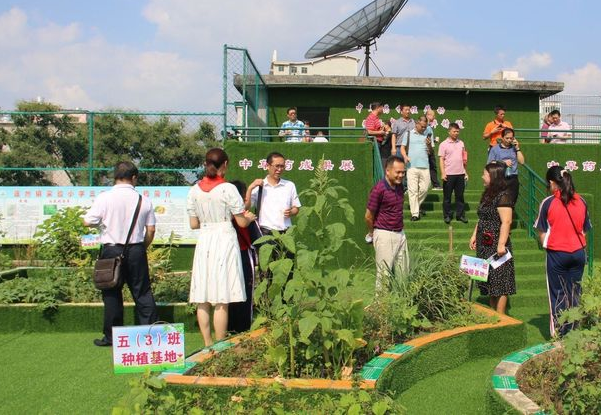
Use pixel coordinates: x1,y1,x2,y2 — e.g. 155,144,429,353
0,186,198,244
112,323,185,374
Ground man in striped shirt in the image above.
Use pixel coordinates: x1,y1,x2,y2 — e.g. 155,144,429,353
279,107,305,142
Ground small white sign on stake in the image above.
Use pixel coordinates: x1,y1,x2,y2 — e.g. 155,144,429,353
460,255,490,282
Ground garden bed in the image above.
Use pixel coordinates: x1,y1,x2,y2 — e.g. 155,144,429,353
162,304,524,391
487,342,559,414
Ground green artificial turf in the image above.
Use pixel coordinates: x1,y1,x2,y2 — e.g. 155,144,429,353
392,190,551,414
0,331,203,414
396,357,501,415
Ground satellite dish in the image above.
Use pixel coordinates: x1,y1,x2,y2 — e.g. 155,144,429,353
305,0,408,76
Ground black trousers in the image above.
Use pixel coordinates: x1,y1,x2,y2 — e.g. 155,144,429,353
227,249,255,333
443,174,466,219
428,152,441,188
100,244,157,342
505,175,520,206
378,140,391,170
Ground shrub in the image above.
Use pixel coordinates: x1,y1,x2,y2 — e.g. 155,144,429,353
363,245,480,352
517,270,601,414
33,206,98,267
555,271,601,414
386,245,471,323
252,160,368,379
0,269,192,309
0,214,13,270
113,371,404,414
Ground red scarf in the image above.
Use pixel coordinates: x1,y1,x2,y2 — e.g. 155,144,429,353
198,176,226,192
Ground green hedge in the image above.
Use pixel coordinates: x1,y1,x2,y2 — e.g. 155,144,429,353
376,323,527,401
0,303,196,333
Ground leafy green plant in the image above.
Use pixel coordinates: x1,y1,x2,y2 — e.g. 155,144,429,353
33,206,98,267
0,214,12,270
0,269,192,309
555,271,601,414
385,245,471,323
253,160,368,379
112,371,404,414
362,245,486,360
148,232,179,282
0,269,101,310
517,270,601,414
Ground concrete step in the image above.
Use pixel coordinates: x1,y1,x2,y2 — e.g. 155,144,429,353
419,190,483,201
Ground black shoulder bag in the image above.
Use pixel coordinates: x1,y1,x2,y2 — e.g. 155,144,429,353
93,195,142,290
563,202,588,264
247,185,263,243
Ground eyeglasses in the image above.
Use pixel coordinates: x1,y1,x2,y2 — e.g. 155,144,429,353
270,164,285,170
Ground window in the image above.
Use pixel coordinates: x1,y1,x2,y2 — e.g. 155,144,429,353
301,67,308,74
278,65,284,72
291,66,297,74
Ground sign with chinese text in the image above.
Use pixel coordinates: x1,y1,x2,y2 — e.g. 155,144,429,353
0,186,198,244
460,255,489,282
112,323,185,374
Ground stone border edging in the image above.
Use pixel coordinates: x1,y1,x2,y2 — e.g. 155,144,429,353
491,342,561,414
162,303,522,391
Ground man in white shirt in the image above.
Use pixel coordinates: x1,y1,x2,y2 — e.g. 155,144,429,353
245,152,301,234
84,161,158,347
547,110,572,144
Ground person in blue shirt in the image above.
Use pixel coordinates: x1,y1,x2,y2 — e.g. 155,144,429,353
279,107,305,142
487,128,525,205
401,115,433,221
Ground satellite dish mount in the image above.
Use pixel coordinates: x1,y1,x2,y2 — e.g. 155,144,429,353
359,39,385,77
305,0,408,77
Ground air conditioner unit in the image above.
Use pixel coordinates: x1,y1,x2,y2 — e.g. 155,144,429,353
342,119,356,128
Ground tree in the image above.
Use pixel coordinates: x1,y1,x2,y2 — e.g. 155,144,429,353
92,114,216,185
0,101,87,185
0,101,223,186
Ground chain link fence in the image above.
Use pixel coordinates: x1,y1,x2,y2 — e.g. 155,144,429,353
223,45,269,141
0,110,224,186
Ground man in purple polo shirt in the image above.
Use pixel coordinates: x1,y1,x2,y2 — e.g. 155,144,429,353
365,155,408,291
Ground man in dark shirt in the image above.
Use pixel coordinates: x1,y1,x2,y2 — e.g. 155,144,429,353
365,155,408,292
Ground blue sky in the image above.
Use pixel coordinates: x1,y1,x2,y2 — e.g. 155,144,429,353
1,0,600,111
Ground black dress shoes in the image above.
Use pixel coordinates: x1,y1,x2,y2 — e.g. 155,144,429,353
444,216,452,224
94,338,112,347
457,216,468,223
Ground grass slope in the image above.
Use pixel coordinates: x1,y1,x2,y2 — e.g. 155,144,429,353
396,190,549,414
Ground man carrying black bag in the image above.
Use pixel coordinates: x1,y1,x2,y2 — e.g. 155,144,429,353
84,161,158,347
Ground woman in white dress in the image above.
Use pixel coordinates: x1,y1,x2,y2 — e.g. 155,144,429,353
187,148,256,347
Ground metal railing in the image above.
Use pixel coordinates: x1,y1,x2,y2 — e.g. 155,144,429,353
371,139,384,183
517,163,594,275
513,127,601,143
225,126,368,142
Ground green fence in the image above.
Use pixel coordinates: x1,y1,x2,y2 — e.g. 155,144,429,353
0,110,224,186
